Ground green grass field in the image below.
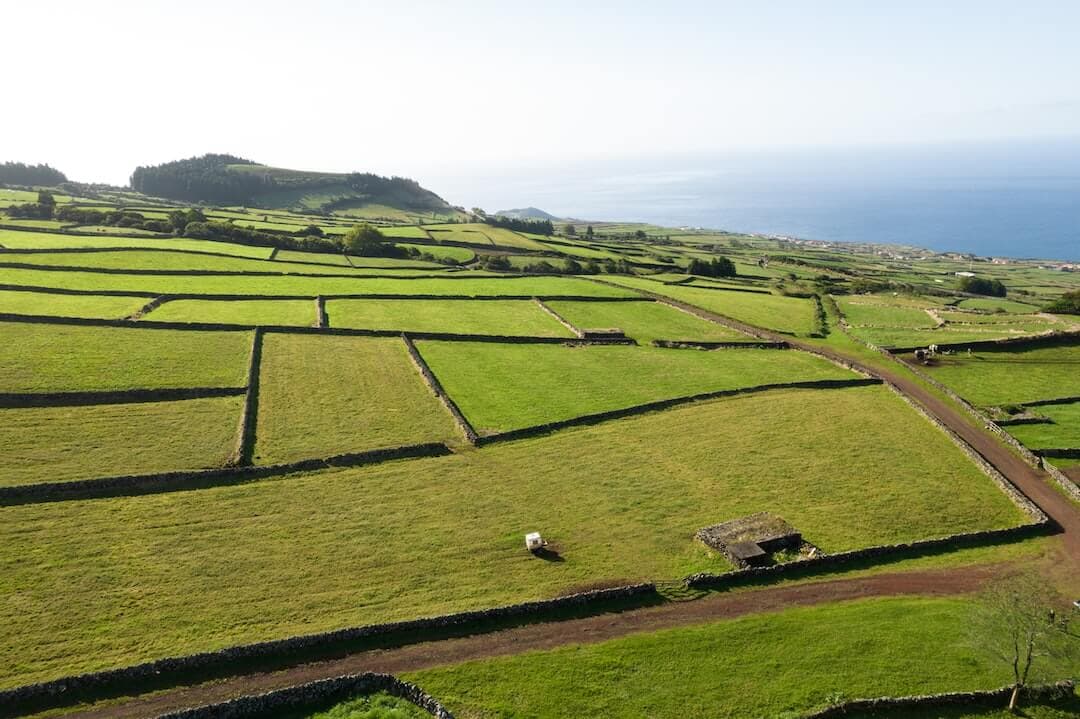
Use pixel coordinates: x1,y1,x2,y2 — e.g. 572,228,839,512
0,266,637,297
599,277,819,335
416,342,854,433
921,345,1080,406
0,396,242,486
302,693,430,719
405,598,1079,719
545,299,748,343
0,289,145,319
146,299,317,326
1006,401,1080,450
253,334,458,464
326,299,574,337
0,228,274,258
837,297,940,328
0,385,1024,688
0,322,251,393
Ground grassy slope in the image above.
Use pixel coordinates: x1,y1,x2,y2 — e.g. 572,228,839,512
0,386,1024,688
325,299,574,337
0,289,144,319
0,267,636,297
0,250,442,274
0,322,251,393
921,345,1080,406
1007,402,1080,449
416,343,854,433
406,598,1079,719
0,397,242,486
301,693,431,719
254,334,458,464
146,299,317,326
545,300,747,343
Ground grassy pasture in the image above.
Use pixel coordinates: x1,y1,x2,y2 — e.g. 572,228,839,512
145,299,317,326
599,277,819,335
427,229,494,247
407,598,1079,719
0,289,144,319
921,344,1080,406
254,334,458,464
0,396,242,487
0,385,1023,688
545,299,748,344
0,266,637,297
274,249,444,269
837,297,939,328
0,322,251,393
1006,401,1080,450
326,299,574,337
956,297,1043,313
418,342,856,433
377,226,431,240
397,243,476,263
0,228,273,258
304,693,430,719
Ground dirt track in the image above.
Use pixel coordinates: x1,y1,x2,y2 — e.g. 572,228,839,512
54,303,1080,718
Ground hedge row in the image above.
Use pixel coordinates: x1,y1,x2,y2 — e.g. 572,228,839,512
800,681,1074,719
475,378,883,447
159,673,454,719
0,583,655,716
0,386,245,409
0,441,453,507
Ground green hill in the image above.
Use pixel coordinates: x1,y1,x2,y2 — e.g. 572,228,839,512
130,154,463,222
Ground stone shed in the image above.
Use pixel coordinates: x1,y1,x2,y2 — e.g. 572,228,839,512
696,512,805,568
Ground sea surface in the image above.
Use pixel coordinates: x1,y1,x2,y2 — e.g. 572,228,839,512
432,140,1080,261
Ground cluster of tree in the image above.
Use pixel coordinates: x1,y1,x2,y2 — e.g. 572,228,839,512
485,215,554,236
0,162,67,186
958,275,1007,297
477,254,634,275
686,257,736,278
341,223,410,258
1044,289,1080,315
130,154,266,205
183,220,343,254
6,190,56,219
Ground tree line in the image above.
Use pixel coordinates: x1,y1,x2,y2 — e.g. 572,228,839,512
0,162,67,186
958,275,1007,297
486,216,555,236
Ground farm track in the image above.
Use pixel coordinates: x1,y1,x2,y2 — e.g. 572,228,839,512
51,291,1080,719
59,565,1009,719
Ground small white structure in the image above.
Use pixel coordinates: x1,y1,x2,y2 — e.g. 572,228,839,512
525,532,545,553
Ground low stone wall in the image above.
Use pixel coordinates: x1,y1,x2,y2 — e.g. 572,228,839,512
0,442,453,507
0,386,245,409
403,335,479,444
534,298,584,337
686,519,1050,590
125,295,168,321
314,295,328,328
476,378,883,447
267,247,279,261
1039,448,1080,459
159,673,454,719
801,681,1074,718
888,329,1080,355
233,329,264,467
651,339,790,350
1044,461,1080,502
0,583,655,716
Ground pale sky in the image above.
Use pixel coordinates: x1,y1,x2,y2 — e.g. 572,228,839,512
3,0,1079,187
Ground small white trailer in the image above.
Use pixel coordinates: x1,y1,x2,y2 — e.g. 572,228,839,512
525,532,545,553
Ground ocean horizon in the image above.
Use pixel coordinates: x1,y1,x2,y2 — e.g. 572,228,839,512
432,139,1080,262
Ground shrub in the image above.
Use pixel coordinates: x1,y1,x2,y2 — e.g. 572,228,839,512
958,276,1007,297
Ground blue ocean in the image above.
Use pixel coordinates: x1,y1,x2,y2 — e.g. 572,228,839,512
436,140,1080,261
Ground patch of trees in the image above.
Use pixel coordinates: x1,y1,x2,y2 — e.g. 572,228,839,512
342,223,410,258
0,162,67,186
183,220,343,253
958,275,1007,297
686,257,736,278
1044,290,1080,315
477,254,634,275
486,216,554,236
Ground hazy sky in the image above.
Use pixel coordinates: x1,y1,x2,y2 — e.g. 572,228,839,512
4,0,1079,187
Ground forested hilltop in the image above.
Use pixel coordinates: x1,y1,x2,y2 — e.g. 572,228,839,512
129,154,461,220
0,162,67,186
